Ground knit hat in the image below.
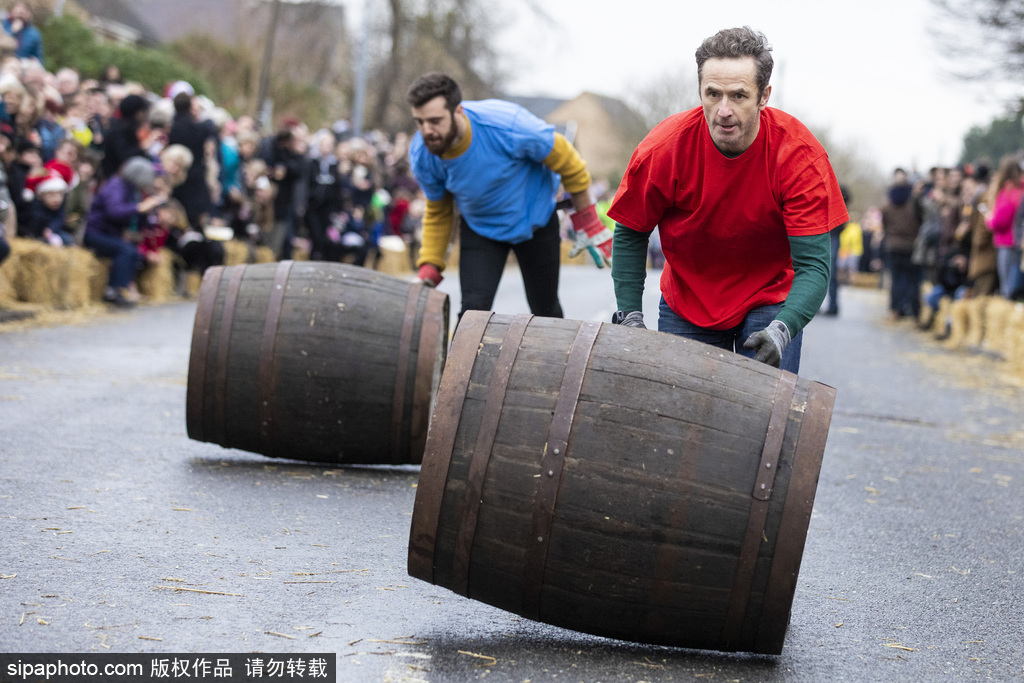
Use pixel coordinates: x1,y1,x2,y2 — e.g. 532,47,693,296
36,174,68,195
121,156,155,191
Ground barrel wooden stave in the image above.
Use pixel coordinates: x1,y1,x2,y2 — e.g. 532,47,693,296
410,311,833,654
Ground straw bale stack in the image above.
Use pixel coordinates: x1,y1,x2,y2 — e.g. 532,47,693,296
223,239,252,266
1005,302,1024,376
3,238,101,310
255,245,276,263
945,298,972,350
964,297,987,348
982,297,1015,359
136,249,178,302
375,235,412,276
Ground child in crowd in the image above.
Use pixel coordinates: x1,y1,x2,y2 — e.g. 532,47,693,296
139,197,186,268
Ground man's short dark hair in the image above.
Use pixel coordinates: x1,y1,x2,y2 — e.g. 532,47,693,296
695,26,774,98
406,73,461,111
173,92,192,115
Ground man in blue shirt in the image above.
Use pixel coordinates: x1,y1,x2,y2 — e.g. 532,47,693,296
406,73,611,319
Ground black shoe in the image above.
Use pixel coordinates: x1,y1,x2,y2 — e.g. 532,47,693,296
102,291,136,308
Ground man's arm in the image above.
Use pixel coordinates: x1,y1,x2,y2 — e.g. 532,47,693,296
777,232,831,336
415,194,455,286
542,133,611,265
743,231,831,366
610,223,651,326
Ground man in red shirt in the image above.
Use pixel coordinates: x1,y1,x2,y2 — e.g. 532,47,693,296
608,26,847,373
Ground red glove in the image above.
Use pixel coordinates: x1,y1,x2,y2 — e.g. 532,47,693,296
570,205,613,267
418,263,443,287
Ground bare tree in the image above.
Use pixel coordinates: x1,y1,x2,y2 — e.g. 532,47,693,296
625,68,700,131
929,0,1024,105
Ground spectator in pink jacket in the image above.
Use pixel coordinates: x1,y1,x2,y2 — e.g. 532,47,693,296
983,155,1024,299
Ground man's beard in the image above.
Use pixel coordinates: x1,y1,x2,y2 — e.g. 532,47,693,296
423,113,458,156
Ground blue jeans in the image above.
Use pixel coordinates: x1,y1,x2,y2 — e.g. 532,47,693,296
84,231,142,289
658,298,804,374
997,246,1023,299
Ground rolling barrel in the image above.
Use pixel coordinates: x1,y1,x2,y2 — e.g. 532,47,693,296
186,261,449,464
408,311,835,654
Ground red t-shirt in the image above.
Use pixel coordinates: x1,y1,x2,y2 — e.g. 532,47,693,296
608,106,848,329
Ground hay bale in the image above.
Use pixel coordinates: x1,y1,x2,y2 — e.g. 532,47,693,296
965,297,987,348
56,246,101,309
375,235,411,276
184,271,203,297
931,297,950,336
255,245,276,263
982,297,1014,358
223,239,252,266
137,248,177,302
849,271,882,289
945,298,969,349
6,239,100,310
1006,303,1024,372
89,256,111,303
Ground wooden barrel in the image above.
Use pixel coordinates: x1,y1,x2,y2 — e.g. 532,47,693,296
186,261,449,465
408,311,835,654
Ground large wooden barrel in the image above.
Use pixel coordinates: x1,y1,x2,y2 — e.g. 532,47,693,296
408,311,835,654
186,261,449,465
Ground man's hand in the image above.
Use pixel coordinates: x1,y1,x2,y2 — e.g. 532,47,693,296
612,311,646,329
418,263,443,288
569,205,612,267
742,320,791,368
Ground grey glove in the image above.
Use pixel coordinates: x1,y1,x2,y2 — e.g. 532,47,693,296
613,311,646,329
742,319,791,368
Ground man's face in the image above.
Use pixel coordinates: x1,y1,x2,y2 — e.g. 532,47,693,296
411,96,460,156
699,57,770,157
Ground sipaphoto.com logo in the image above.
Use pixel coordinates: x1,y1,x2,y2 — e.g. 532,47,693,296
5,657,142,680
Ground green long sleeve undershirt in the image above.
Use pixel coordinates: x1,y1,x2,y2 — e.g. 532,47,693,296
611,224,832,337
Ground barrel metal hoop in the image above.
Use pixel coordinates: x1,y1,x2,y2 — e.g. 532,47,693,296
753,373,798,501
391,282,424,463
186,266,224,442
722,371,798,649
521,320,601,619
408,310,491,584
212,265,247,447
409,290,447,464
452,314,533,596
754,380,836,654
257,260,294,459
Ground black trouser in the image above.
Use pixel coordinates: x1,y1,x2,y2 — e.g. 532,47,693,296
458,211,563,319
887,249,921,318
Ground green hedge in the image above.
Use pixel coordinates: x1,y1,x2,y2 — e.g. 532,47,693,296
40,14,209,96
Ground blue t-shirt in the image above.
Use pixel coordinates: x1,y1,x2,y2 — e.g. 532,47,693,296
408,99,558,244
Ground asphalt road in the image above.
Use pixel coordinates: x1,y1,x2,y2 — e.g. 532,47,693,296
2,265,1023,682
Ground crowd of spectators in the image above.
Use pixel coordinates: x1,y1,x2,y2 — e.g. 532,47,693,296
861,158,1024,334
0,2,426,307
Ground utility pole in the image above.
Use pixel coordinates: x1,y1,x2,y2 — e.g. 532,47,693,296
351,0,371,137
256,0,283,133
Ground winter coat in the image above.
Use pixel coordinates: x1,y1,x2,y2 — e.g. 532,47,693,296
881,184,921,254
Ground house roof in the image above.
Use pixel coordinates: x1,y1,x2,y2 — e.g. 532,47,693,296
74,0,162,46
502,95,568,121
